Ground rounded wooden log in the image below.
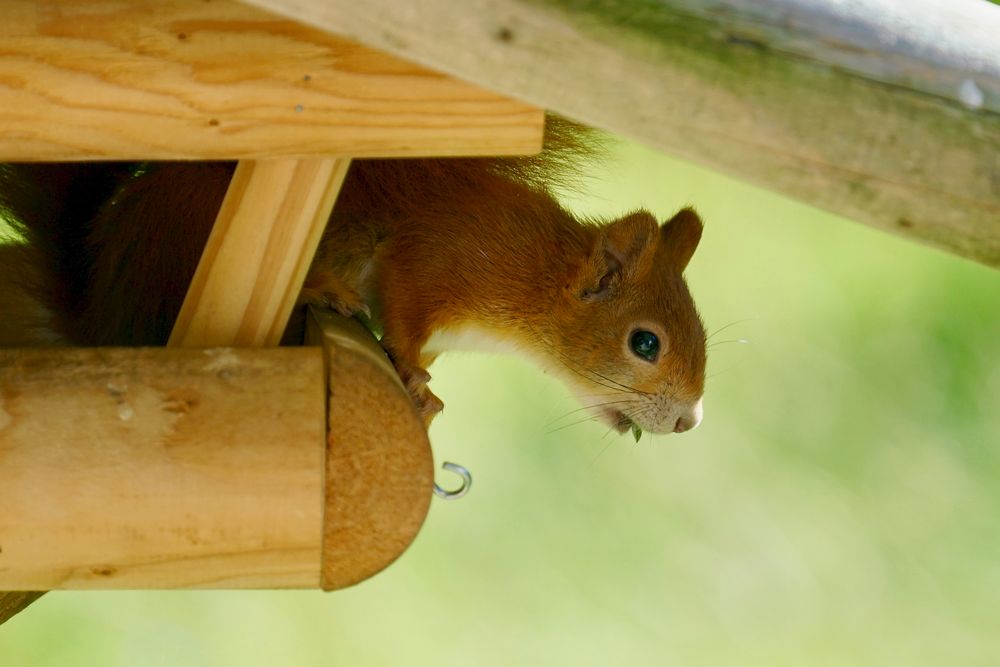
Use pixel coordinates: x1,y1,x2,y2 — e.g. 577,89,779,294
0,347,326,589
305,308,433,591
0,317,433,590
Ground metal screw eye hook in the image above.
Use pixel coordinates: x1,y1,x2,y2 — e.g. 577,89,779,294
433,461,472,500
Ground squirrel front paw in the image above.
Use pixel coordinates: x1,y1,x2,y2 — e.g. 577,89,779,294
388,356,444,428
299,270,371,319
413,385,444,429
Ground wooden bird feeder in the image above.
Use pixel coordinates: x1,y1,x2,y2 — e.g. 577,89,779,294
0,0,544,623
2,0,999,627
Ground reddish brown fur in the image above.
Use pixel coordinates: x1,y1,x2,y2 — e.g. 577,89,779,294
315,153,706,425
0,118,707,433
547,209,707,405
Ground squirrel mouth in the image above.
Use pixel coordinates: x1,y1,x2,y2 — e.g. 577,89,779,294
603,408,633,434
602,408,644,441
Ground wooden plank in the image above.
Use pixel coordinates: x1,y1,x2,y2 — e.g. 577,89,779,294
168,158,350,348
305,308,433,591
0,0,543,160
0,347,326,589
244,0,1000,267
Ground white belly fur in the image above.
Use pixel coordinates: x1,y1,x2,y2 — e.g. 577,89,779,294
423,323,526,357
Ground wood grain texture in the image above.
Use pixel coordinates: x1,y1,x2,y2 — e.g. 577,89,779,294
0,347,326,589
0,0,543,160
244,0,1000,267
305,308,433,591
169,158,350,348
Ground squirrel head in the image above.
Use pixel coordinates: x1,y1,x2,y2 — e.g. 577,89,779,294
547,207,706,436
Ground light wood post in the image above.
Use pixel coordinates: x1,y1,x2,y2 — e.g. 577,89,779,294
169,157,351,348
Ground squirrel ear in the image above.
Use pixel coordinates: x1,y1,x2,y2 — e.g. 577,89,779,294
660,208,703,271
605,210,658,270
580,211,658,301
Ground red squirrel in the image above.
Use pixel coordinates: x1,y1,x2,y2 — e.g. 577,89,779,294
0,119,706,437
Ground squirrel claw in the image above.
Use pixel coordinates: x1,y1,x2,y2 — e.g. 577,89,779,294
299,287,372,319
321,293,370,319
389,356,442,428
403,366,432,389
416,389,444,428
299,275,370,319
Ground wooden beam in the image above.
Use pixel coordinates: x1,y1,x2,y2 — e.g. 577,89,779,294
0,347,326,589
243,0,1000,267
169,158,350,348
0,0,543,160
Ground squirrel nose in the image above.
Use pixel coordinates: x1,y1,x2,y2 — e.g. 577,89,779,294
673,398,704,433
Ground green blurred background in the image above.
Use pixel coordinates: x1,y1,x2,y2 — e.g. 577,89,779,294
1,138,998,666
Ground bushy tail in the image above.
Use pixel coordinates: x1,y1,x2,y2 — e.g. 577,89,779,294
0,163,133,339
336,114,607,223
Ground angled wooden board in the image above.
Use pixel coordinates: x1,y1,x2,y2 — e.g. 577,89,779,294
0,0,543,160
244,0,1000,267
169,158,352,348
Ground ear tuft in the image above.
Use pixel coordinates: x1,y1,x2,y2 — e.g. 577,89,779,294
660,208,703,271
579,211,658,301
604,210,658,269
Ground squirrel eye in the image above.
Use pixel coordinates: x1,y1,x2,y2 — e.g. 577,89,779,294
629,330,660,362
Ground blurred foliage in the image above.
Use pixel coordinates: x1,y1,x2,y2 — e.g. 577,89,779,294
1,140,998,666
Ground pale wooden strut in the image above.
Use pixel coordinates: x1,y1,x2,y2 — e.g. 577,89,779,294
169,158,351,348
